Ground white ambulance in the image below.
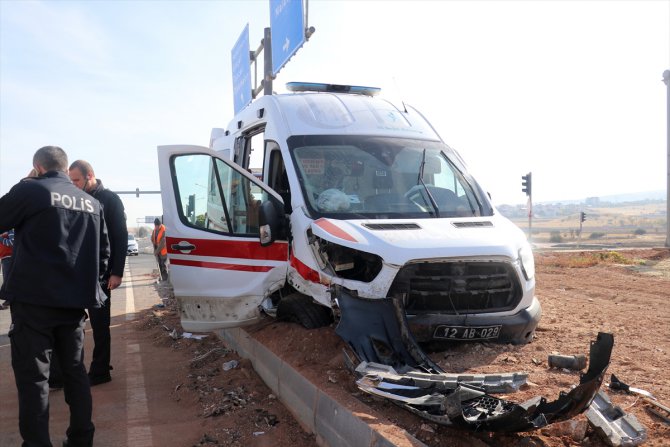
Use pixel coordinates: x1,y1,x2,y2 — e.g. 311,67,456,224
157,82,541,368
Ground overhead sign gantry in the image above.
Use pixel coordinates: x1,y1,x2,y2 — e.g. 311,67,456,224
269,0,306,77
230,0,315,114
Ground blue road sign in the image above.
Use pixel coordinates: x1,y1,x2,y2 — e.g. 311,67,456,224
270,0,305,76
231,24,252,114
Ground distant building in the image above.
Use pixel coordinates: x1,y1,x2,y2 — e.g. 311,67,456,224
585,197,600,206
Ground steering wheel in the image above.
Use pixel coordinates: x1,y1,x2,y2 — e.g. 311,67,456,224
405,185,460,211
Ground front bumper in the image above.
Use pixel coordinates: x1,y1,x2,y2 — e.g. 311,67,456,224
407,296,542,345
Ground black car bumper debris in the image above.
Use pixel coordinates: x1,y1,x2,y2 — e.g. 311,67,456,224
335,290,614,433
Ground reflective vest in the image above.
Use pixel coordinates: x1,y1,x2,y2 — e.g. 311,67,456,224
151,224,167,256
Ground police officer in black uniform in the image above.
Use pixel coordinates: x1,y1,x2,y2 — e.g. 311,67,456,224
0,146,109,447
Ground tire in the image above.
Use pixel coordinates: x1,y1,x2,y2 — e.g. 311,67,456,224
277,293,333,329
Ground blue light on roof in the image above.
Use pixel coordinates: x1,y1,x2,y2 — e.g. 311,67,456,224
286,82,381,96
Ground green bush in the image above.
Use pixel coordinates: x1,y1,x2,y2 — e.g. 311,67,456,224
549,231,563,243
588,232,606,240
633,228,646,236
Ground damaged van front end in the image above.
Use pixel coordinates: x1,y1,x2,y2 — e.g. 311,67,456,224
307,214,541,353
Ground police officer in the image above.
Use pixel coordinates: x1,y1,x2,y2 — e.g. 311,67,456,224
0,146,110,447
67,159,128,385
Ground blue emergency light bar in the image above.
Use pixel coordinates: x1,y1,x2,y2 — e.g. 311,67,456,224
286,82,381,97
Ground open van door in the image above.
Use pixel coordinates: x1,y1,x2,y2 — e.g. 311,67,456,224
157,145,289,332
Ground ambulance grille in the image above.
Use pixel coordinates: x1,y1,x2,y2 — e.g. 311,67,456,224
363,223,421,230
452,221,493,228
390,261,521,314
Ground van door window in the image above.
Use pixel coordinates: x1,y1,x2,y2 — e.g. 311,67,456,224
171,154,269,236
235,127,265,179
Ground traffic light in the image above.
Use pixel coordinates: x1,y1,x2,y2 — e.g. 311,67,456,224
521,172,532,196
580,212,586,223
187,194,196,217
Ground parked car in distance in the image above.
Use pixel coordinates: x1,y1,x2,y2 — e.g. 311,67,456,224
127,234,139,256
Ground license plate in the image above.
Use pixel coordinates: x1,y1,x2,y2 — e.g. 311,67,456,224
434,325,501,340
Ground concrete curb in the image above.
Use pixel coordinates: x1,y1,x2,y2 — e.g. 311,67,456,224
217,327,428,447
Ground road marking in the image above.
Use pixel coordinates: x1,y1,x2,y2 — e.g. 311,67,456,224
126,343,152,446
123,263,152,445
125,264,136,318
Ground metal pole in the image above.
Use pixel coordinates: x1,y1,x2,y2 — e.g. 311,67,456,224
263,27,273,96
663,70,670,247
528,198,533,243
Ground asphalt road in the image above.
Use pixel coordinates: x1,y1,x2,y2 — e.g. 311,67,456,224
0,252,184,446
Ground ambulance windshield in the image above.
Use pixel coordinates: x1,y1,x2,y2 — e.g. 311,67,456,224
288,135,492,219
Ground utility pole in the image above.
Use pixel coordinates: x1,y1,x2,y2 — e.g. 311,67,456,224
663,70,670,248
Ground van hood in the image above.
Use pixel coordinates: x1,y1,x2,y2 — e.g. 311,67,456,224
310,216,526,265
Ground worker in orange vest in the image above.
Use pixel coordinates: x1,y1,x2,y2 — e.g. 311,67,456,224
151,217,168,281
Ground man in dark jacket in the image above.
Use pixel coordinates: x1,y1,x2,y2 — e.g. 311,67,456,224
0,146,110,447
68,159,128,385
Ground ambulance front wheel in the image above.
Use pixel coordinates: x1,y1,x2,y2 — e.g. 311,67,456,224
277,293,333,329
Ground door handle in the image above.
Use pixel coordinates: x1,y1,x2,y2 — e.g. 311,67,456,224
171,242,196,251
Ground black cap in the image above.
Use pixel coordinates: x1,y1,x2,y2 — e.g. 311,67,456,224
154,217,161,225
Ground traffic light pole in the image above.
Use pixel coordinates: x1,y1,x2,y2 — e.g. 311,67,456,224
578,220,582,248
578,212,586,248
528,198,533,242
521,173,532,242
663,70,669,248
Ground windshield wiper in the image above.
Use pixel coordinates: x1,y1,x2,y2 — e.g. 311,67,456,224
417,148,440,218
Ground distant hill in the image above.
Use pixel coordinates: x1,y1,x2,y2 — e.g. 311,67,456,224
593,190,666,204
526,190,667,206
496,190,666,208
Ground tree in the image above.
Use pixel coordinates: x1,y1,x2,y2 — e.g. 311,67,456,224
138,226,151,238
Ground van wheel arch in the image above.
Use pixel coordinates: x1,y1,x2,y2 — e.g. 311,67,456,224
277,293,333,329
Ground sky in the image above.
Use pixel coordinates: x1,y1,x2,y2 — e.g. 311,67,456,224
1,0,669,229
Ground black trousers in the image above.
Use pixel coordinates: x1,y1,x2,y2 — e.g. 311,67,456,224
50,287,112,382
87,286,112,377
10,301,94,447
155,254,168,281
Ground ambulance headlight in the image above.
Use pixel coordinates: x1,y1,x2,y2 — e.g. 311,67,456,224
518,244,535,281
314,237,383,283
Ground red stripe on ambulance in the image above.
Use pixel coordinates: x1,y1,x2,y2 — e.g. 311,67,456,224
170,258,275,272
313,219,357,242
166,237,288,261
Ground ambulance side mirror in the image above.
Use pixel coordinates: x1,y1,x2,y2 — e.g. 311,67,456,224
258,198,286,246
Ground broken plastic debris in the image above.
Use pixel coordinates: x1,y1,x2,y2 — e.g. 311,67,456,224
548,354,587,370
585,390,647,446
223,360,239,371
182,332,208,340
353,361,528,394
354,332,614,433
644,397,670,424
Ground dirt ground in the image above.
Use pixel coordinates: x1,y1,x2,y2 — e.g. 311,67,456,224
145,247,670,447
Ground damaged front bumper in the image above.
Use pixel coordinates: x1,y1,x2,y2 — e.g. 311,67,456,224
335,291,614,433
